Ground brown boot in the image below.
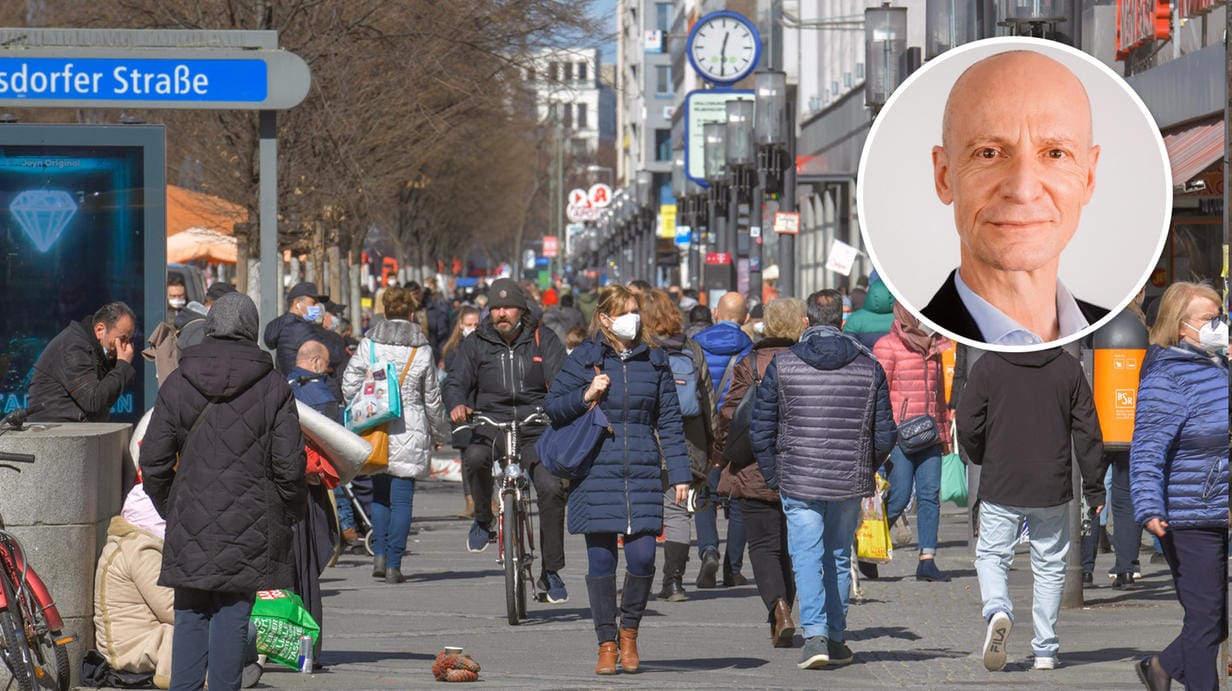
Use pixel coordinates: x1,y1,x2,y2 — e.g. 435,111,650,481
595,641,618,675
457,495,475,520
618,628,640,672
771,598,796,648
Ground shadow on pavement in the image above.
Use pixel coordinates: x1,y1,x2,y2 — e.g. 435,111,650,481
1054,646,1152,666
848,626,923,642
857,647,970,663
407,569,504,582
314,649,438,665
639,656,770,673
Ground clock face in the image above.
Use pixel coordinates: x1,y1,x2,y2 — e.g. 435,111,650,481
689,13,760,84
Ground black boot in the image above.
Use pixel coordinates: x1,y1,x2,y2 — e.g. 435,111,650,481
372,555,386,579
585,575,619,645
620,570,656,631
657,542,689,602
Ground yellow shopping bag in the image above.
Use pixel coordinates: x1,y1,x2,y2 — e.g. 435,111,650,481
855,475,893,563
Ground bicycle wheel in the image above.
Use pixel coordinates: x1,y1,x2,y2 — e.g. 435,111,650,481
502,494,520,625
23,597,69,691
0,568,35,691
515,503,529,618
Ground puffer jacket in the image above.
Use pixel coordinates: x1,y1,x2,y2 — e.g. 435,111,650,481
342,320,451,479
1130,344,1229,528
442,317,567,423
715,339,793,502
692,321,754,408
872,324,952,448
751,325,896,501
139,337,306,592
93,515,173,689
546,337,691,535
28,318,135,422
844,280,895,348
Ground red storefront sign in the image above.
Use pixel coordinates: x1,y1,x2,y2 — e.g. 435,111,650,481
1116,0,1171,60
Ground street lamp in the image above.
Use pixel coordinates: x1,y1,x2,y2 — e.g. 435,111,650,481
635,170,654,282
672,146,698,290
865,3,909,114
586,164,615,186
753,68,796,298
703,121,732,292
725,99,755,296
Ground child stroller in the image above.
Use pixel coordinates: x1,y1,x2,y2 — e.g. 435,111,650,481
337,481,375,556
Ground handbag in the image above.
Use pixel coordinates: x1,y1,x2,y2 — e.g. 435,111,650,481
722,352,761,471
855,474,893,563
344,343,411,433
354,347,416,475
940,420,968,507
536,366,611,480
895,353,941,455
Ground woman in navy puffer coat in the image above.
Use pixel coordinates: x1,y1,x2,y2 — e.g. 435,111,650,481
545,285,691,676
1129,281,1228,691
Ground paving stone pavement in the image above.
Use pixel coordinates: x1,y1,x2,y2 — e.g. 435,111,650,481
114,476,1224,690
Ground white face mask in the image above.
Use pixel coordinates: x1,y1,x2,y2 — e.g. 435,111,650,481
168,298,186,310
609,313,640,341
1187,318,1228,354
462,326,475,337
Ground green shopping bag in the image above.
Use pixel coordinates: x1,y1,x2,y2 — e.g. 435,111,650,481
940,450,968,507
250,589,320,670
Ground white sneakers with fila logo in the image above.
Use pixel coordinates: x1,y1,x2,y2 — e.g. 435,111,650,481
982,611,1012,672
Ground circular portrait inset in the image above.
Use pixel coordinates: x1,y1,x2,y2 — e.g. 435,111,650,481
857,36,1171,351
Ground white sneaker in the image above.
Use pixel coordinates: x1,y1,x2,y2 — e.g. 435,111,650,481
981,611,1012,671
1033,655,1058,670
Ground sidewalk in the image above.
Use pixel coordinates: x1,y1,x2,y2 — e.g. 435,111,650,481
94,478,1201,690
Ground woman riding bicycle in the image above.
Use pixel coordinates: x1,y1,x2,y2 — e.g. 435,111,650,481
544,285,691,675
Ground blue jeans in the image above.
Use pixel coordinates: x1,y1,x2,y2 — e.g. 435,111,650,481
170,588,254,691
781,494,862,642
975,501,1069,657
370,474,415,571
884,444,941,554
334,485,355,532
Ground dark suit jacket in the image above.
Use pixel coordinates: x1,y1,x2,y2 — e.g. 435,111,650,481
921,270,1109,343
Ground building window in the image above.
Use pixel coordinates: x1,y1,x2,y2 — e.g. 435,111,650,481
655,3,672,31
578,62,588,82
654,128,671,161
655,65,671,94
577,103,588,129
562,103,573,129
563,62,573,81
548,61,558,81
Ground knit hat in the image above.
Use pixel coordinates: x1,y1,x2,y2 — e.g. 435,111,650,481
205,281,236,303
205,292,259,342
488,278,527,311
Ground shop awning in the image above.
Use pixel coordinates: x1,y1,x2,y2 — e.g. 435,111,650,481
1162,117,1224,186
167,226,238,264
167,185,247,236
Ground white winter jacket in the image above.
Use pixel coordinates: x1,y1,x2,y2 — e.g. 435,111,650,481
341,319,451,478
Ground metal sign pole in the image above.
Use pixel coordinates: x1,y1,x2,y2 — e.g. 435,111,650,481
259,110,278,328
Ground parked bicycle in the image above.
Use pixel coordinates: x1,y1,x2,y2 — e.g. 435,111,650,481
453,410,550,625
0,407,72,691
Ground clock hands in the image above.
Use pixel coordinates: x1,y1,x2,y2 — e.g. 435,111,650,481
719,31,730,77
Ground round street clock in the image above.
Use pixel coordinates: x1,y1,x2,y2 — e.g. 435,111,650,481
686,11,762,85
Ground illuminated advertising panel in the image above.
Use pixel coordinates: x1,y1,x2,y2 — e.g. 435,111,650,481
0,125,165,421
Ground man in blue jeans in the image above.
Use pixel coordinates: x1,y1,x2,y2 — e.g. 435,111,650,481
750,290,896,669
957,348,1105,672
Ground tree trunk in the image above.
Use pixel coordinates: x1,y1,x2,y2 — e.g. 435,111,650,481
328,244,342,303
236,242,249,293
313,221,326,290
349,251,363,327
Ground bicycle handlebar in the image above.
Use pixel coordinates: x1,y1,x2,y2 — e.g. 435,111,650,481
453,410,550,433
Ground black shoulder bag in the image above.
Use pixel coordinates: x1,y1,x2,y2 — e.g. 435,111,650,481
895,353,940,455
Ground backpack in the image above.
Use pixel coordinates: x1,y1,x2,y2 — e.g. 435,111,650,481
667,348,703,418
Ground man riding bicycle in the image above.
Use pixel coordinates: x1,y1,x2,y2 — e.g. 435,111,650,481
444,279,571,603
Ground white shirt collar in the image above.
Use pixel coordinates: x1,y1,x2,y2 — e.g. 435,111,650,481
954,271,1089,346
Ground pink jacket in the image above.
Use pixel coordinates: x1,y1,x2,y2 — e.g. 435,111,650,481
872,327,951,448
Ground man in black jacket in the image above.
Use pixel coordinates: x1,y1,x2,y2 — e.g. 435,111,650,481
140,292,306,690
263,281,346,376
443,278,570,603
956,348,1105,673
29,302,136,422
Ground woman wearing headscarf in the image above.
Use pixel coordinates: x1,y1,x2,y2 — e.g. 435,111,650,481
872,302,953,582
1130,281,1228,691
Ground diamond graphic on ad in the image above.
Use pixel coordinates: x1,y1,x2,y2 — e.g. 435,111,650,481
11,190,77,253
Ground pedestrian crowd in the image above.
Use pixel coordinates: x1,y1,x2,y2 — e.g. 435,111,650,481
18,268,1227,689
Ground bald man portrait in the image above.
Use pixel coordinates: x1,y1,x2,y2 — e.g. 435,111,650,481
921,50,1109,346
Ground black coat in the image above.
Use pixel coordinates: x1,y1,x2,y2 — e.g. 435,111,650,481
28,318,134,422
442,318,566,423
922,270,1108,343
263,312,346,375
139,337,307,593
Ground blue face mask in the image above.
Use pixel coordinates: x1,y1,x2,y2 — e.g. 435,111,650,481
304,305,324,323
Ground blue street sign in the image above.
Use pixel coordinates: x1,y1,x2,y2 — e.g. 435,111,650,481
675,225,692,247
0,57,267,102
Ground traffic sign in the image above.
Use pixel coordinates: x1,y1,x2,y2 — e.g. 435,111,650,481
705,252,732,265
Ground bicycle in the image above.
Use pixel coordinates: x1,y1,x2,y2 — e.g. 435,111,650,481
0,407,72,691
453,410,549,625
